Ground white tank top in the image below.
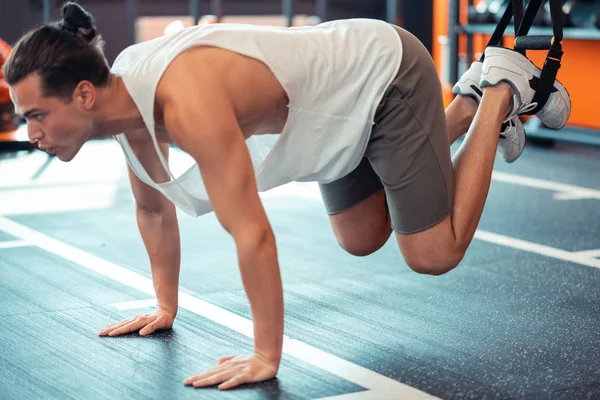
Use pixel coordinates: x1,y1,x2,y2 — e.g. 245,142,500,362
110,19,403,218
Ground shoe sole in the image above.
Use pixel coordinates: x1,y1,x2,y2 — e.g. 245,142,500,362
452,84,483,104
452,63,483,103
539,78,571,130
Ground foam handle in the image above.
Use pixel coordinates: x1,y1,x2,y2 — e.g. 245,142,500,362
514,35,553,50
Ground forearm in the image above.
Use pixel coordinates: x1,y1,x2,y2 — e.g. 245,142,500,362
136,205,181,316
236,226,284,364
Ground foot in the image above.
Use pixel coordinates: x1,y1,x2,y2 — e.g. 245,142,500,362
452,61,484,104
480,46,571,129
498,116,526,163
454,61,525,163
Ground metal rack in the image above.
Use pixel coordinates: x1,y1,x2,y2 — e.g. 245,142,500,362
138,0,399,44
38,0,402,53
187,0,401,26
447,0,600,146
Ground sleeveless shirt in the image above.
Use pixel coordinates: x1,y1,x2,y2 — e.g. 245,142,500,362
110,19,403,217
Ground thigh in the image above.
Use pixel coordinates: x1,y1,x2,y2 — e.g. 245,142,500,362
318,157,382,216
367,26,454,235
318,158,391,256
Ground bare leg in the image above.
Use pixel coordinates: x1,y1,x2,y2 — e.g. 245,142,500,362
395,83,513,274
445,95,478,145
449,84,512,241
320,86,510,265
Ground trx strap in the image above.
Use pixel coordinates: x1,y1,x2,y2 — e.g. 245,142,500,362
481,0,564,114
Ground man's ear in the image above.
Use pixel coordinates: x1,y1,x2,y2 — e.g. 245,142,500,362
74,80,96,109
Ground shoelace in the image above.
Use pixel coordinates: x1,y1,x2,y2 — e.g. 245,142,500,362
505,96,539,123
517,102,538,115
500,118,516,137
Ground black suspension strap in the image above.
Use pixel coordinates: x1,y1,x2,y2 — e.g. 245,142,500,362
480,0,564,114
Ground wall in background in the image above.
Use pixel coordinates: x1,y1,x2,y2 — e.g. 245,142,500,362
0,0,432,64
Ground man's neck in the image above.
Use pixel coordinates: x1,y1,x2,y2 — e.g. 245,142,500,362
92,74,146,138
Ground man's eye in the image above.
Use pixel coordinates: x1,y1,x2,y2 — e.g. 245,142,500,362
33,114,44,121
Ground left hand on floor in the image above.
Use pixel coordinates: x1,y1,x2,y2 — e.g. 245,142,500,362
185,353,279,390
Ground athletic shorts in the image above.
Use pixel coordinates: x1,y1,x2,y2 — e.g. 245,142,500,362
318,25,454,234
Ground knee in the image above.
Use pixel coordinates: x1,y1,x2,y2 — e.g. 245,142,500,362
336,228,391,257
403,246,466,276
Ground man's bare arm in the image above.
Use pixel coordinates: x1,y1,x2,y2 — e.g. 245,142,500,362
162,77,284,367
99,135,181,337
127,138,181,317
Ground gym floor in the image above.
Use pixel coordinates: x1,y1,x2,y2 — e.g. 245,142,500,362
1,136,600,400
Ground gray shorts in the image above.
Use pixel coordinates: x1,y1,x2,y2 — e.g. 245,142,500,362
318,26,454,234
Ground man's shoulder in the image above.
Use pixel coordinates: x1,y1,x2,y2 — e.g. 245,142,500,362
156,49,224,102
111,36,166,72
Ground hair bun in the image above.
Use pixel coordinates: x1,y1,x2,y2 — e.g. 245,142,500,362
61,2,96,42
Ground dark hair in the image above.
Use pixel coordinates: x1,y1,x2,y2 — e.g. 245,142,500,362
3,2,110,102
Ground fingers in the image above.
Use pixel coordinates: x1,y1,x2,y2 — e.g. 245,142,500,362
191,371,235,388
139,316,168,336
217,355,235,365
184,365,227,386
100,315,156,337
98,317,135,336
184,354,278,391
107,319,147,337
218,375,247,390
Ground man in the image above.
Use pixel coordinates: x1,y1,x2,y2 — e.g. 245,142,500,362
3,2,570,390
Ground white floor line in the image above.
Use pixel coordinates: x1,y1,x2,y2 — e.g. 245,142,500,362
317,389,417,400
571,249,600,259
110,299,158,310
552,192,593,201
0,183,119,216
474,230,600,269
0,239,32,249
0,216,438,400
491,171,600,201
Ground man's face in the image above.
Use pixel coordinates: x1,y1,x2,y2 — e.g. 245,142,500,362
10,73,94,161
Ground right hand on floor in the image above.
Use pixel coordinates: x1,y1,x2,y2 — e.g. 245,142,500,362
98,306,176,337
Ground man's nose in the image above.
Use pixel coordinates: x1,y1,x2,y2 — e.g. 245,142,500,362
27,124,43,143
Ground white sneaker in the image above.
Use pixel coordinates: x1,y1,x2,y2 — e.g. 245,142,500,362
453,60,525,163
452,61,484,104
498,116,526,163
480,46,571,129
